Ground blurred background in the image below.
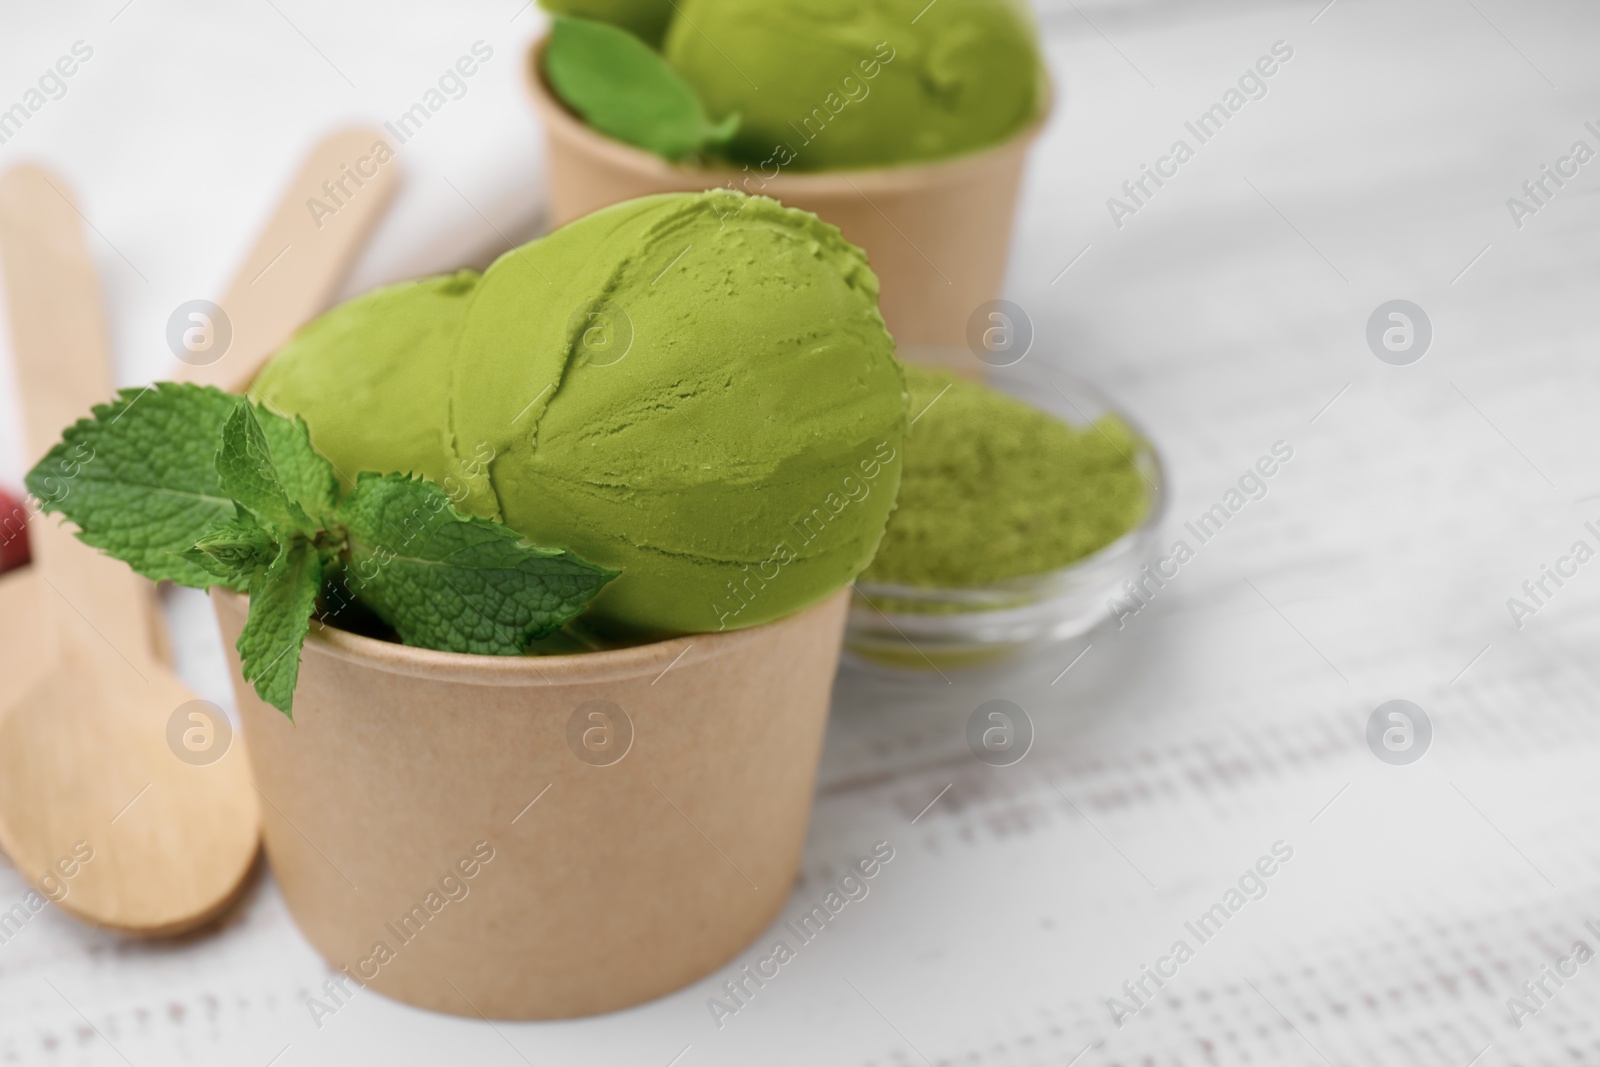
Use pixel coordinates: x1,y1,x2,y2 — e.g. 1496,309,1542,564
4,1,1600,1064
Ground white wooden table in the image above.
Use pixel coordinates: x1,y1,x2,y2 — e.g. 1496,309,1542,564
4,1,1600,1063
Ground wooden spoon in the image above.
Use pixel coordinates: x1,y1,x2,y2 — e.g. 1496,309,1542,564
1,127,397,664
0,164,257,935
175,126,399,393
0,133,395,934
0,567,50,701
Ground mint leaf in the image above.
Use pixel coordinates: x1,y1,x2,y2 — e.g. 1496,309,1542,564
538,0,674,47
24,383,240,588
183,514,278,591
237,539,324,717
544,16,739,161
215,402,319,537
26,379,620,721
256,407,338,521
334,472,615,654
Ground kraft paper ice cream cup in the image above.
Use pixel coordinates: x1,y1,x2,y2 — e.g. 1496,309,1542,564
525,38,1048,371
212,587,848,1019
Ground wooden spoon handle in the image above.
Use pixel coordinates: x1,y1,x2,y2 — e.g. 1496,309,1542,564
0,165,153,666
173,126,400,393
0,167,117,465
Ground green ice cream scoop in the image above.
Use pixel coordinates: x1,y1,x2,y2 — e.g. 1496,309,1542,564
251,270,479,493
252,191,907,637
661,0,1045,171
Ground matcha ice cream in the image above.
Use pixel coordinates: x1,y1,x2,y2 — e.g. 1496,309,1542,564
253,191,906,637
660,0,1045,170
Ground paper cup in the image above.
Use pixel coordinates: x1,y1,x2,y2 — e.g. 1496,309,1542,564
525,38,1047,372
212,588,848,1019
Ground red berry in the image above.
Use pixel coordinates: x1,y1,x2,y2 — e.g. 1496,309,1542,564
0,487,30,573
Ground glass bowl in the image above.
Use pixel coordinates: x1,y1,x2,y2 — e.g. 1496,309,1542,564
844,369,1167,670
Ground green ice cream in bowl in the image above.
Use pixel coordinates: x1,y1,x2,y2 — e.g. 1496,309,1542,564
22,190,916,1017
253,190,907,644
523,0,1052,357
661,0,1045,170
28,188,908,713
537,0,1047,170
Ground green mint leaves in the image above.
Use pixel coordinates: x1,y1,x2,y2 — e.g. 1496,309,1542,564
215,402,320,537
538,0,674,48
26,383,241,589
331,474,615,656
25,383,615,718
185,516,276,589
544,16,738,161
238,539,325,715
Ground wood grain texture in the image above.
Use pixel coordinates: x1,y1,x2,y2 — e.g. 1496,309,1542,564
0,166,259,937
0,166,154,664
170,127,400,395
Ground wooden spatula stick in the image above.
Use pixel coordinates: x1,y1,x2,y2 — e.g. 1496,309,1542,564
0,132,398,936
1,166,153,666
0,164,259,935
175,126,398,394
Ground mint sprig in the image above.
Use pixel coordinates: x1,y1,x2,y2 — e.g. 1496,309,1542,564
238,539,325,714
25,383,616,718
333,473,615,656
544,15,738,161
183,514,276,590
215,402,320,537
538,0,674,48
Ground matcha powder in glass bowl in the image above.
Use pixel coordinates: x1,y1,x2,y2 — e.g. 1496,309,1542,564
848,363,1165,667
864,364,1152,589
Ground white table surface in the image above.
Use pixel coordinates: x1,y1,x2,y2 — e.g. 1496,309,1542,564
5,1,1600,1064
